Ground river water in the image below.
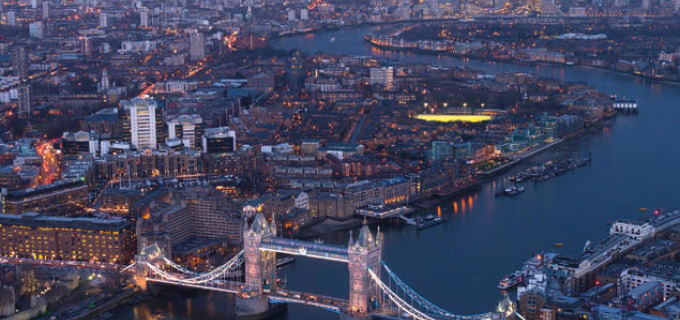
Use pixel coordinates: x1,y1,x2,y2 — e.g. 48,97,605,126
110,25,680,319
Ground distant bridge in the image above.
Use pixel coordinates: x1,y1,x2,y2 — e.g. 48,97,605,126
128,213,515,319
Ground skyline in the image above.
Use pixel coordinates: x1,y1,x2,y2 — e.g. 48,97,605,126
0,0,679,319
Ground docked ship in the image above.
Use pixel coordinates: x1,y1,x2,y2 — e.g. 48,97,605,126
498,271,523,290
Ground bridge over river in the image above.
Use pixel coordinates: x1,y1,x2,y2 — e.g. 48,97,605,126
127,213,517,319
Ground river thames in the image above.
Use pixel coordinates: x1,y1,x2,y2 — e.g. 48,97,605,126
110,25,680,319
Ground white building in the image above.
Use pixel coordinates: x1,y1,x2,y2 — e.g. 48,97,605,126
42,2,49,20
287,9,297,21
120,41,157,53
167,114,203,149
7,11,17,27
610,210,680,241
100,69,110,92
100,12,108,28
29,22,44,39
370,66,394,89
189,31,206,61
300,8,309,20
121,97,158,149
140,8,150,27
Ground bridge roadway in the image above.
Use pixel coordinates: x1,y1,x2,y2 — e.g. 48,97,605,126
146,277,245,294
267,289,349,313
259,237,349,262
146,276,348,313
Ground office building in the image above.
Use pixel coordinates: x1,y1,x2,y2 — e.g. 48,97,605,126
167,114,203,149
202,127,236,153
120,97,163,150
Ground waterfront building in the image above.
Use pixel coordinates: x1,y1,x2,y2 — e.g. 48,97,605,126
611,210,680,241
0,212,135,264
136,187,243,264
431,141,454,162
1,180,89,215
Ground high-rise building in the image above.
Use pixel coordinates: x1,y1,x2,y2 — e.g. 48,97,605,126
167,114,204,149
289,50,304,90
300,8,309,20
369,66,394,89
287,8,296,21
120,97,161,150
29,22,44,38
80,36,92,56
7,11,17,27
100,69,110,92
189,30,206,61
139,7,150,27
12,46,28,80
42,2,49,20
17,85,31,118
99,12,108,28
30,0,38,9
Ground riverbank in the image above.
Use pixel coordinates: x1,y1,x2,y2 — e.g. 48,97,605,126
365,36,680,85
69,288,138,320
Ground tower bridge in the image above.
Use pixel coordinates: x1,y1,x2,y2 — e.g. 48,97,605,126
129,213,514,319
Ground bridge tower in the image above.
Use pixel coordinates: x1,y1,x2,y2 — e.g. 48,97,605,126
243,213,277,296
134,244,165,291
347,224,382,317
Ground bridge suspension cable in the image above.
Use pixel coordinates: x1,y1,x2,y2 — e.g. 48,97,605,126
163,257,198,275
375,261,499,320
368,268,437,320
146,250,244,285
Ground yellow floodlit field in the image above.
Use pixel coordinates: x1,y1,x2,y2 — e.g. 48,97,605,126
414,114,493,123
